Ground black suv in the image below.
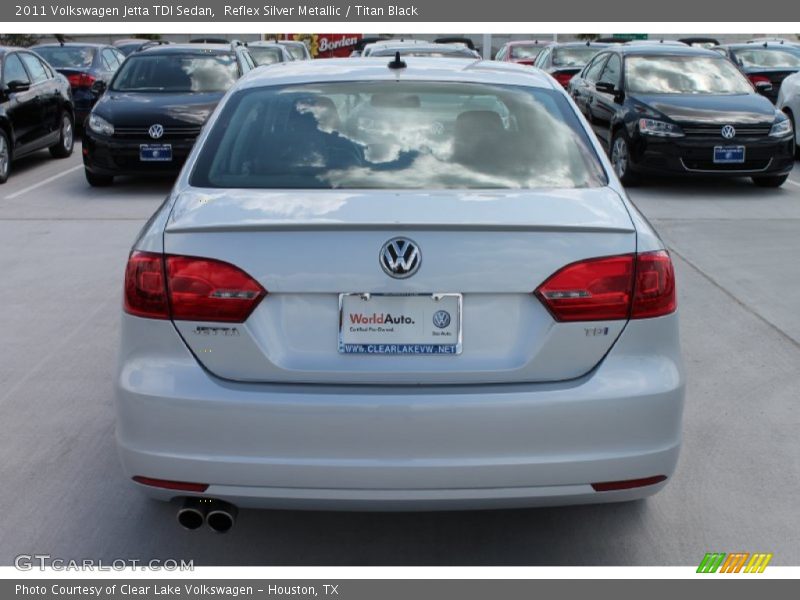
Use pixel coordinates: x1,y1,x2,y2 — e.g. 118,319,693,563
568,44,795,187
82,42,255,186
0,46,75,184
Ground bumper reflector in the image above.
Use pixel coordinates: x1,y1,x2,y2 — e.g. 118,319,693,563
132,476,209,493
591,475,667,492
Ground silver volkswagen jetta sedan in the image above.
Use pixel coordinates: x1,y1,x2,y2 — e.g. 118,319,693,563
116,57,684,531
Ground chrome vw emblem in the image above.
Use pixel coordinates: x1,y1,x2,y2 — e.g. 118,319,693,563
380,237,421,279
148,124,164,139
432,310,451,329
721,125,736,139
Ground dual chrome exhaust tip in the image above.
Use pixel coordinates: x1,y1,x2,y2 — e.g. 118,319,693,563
177,498,238,533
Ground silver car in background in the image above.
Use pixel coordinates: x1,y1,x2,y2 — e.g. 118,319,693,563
116,57,684,531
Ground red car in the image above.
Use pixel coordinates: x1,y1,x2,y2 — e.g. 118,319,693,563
494,40,554,66
533,41,609,88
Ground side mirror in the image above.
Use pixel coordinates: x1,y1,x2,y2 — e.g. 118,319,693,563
90,80,107,95
6,80,31,93
754,80,773,95
595,81,616,94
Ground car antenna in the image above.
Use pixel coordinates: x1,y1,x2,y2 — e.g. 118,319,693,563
388,51,407,70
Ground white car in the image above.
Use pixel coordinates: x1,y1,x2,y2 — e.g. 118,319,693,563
116,57,685,532
777,71,800,157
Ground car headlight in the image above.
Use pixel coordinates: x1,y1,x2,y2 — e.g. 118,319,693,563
769,118,793,138
638,118,684,138
88,114,114,136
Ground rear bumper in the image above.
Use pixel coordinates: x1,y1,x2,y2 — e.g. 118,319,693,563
629,133,795,176
115,313,685,510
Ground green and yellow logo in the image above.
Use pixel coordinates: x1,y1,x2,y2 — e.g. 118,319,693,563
697,552,773,573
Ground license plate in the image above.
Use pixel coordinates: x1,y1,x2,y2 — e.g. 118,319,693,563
339,293,462,355
713,145,745,164
139,144,172,162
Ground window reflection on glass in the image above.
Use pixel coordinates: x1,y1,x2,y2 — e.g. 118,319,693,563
625,56,755,94
112,54,238,93
731,48,800,70
193,81,607,190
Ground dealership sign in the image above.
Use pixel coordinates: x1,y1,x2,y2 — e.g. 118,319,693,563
269,33,363,57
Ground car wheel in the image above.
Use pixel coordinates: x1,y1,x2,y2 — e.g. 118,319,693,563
751,174,789,188
85,169,113,187
49,112,75,158
610,130,639,186
0,130,11,184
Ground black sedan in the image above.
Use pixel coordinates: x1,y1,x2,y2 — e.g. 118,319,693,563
568,45,795,187
32,43,126,126
532,41,608,88
714,42,800,104
82,43,254,186
0,46,75,183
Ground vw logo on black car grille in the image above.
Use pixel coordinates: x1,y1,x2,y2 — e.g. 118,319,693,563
380,237,421,279
721,125,736,139
148,124,165,139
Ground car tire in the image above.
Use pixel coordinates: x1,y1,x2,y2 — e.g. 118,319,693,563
85,169,113,187
0,129,10,184
49,112,75,159
610,129,640,187
751,174,789,188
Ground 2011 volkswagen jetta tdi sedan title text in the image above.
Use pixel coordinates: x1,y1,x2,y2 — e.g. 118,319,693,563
116,57,684,530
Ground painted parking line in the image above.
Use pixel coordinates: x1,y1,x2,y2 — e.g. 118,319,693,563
4,164,83,200
787,179,800,189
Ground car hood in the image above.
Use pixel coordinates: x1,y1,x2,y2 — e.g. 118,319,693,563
632,93,777,125
93,91,224,127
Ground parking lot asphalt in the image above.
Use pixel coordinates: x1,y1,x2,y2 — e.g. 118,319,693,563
0,148,799,566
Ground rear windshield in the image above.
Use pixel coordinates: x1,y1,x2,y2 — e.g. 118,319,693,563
730,48,800,69
111,53,238,93
190,81,606,190
34,46,95,68
626,55,754,94
553,47,601,67
510,45,545,60
249,46,285,66
370,47,476,58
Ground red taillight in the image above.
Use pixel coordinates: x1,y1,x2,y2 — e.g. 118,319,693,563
132,476,208,493
748,74,771,85
123,251,266,322
535,251,676,322
124,251,169,319
535,254,635,322
631,250,676,319
66,73,97,88
591,475,667,492
166,255,266,322
553,72,574,87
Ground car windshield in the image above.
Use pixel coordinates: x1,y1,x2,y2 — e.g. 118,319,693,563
34,46,95,68
553,47,601,67
191,81,606,190
510,45,545,60
730,48,800,69
111,53,237,92
284,44,308,60
626,55,755,94
249,46,284,66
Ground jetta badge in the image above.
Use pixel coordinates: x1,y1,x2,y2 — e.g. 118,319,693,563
380,237,421,279
721,125,736,139
148,124,164,139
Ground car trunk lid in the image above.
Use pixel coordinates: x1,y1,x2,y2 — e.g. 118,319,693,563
163,187,637,384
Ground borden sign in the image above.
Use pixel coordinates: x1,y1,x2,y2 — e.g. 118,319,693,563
273,34,363,58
